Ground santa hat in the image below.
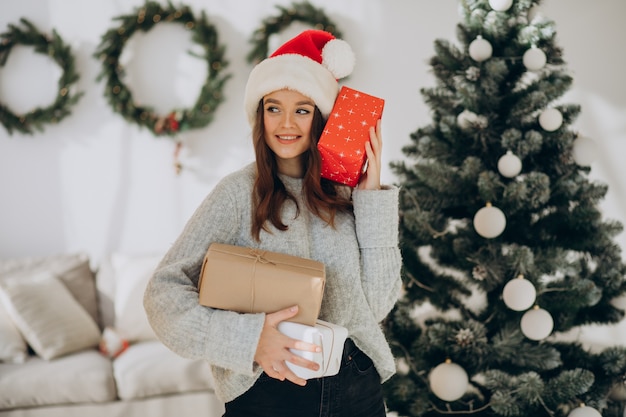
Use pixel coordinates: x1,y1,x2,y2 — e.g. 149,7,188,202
244,29,355,126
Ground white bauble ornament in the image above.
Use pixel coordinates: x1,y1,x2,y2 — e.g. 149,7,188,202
539,108,563,132
527,5,540,21
469,36,493,62
457,109,478,129
572,136,598,167
429,360,469,402
497,151,522,178
503,276,536,311
520,307,554,340
489,0,513,11
473,203,506,238
523,47,547,71
568,405,602,417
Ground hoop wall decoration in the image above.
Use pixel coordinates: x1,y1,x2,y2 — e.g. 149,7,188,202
94,1,231,137
0,18,83,135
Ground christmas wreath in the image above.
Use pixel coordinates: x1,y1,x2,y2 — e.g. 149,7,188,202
0,18,83,135
94,1,230,137
247,1,342,64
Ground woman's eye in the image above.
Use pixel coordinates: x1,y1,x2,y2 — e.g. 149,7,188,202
296,108,311,115
265,106,279,113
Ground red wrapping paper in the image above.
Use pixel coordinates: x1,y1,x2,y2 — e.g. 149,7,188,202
318,86,385,187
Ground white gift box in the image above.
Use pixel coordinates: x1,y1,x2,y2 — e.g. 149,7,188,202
277,319,348,379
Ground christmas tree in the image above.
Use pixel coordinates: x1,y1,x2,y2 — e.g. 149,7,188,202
383,1,626,416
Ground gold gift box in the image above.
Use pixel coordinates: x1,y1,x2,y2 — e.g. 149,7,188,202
198,243,325,326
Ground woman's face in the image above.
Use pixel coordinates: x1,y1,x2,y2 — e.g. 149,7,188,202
263,89,315,177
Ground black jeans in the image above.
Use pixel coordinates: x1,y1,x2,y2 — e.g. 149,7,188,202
223,339,386,417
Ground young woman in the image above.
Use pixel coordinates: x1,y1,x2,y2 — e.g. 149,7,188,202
144,30,402,417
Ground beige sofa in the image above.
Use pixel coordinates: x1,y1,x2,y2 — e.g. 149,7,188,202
0,252,225,417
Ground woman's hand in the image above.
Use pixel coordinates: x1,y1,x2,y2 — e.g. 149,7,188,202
357,119,383,190
254,305,321,386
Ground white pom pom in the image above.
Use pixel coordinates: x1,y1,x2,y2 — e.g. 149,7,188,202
322,39,355,79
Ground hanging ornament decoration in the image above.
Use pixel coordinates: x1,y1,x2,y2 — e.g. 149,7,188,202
503,275,536,311
527,5,540,21
497,150,522,178
520,305,554,340
94,1,231,137
456,109,488,130
457,109,478,129
0,18,83,135
429,359,469,402
488,0,514,12
538,108,563,132
473,203,506,239
469,35,493,62
247,1,342,64
572,135,598,167
523,46,547,71
568,404,602,417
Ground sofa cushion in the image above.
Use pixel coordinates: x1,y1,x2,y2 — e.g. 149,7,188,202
0,253,100,325
0,305,27,363
110,253,162,342
113,341,214,400
0,350,116,409
0,253,99,363
0,272,101,360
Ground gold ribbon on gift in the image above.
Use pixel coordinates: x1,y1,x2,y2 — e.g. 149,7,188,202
247,249,275,311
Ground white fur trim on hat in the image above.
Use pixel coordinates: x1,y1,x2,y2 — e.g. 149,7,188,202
244,54,341,126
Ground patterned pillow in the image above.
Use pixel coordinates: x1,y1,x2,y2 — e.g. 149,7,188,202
0,253,99,325
0,253,100,362
0,272,101,360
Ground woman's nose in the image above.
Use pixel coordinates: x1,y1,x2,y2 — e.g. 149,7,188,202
280,113,294,127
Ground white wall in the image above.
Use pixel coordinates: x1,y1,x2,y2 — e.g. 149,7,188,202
1,0,625,265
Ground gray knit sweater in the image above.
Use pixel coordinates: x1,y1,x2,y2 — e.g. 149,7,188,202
144,163,402,403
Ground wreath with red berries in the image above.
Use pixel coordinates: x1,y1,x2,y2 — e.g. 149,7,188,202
95,1,230,137
247,1,342,64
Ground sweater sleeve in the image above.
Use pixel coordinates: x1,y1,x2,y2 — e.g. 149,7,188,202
143,172,265,376
352,186,402,322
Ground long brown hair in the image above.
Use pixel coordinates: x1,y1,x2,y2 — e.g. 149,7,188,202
251,100,353,241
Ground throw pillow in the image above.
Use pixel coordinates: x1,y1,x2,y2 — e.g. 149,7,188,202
111,253,162,342
0,271,101,360
113,341,214,400
0,253,100,326
0,306,28,363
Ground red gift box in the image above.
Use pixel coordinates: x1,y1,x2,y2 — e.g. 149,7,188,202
318,86,385,187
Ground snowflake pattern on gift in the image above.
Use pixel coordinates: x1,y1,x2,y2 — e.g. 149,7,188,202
318,86,385,187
